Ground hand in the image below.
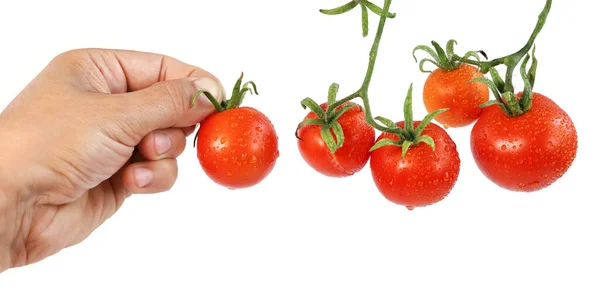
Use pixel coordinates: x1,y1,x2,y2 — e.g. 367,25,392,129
0,49,226,272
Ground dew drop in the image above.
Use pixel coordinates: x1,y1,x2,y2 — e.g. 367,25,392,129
255,127,263,132
220,137,228,144
518,183,526,188
501,145,507,151
443,124,450,129
406,206,415,211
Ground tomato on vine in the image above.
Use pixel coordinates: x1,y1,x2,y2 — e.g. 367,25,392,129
191,73,279,190
413,40,490,128
453,0,577,192
296,84,375,177
471,91,577,192
369,85,460,210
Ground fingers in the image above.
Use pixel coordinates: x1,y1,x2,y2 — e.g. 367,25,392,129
114,76,224,144
122,159,178,194
54,48,227,96
137,128,186,161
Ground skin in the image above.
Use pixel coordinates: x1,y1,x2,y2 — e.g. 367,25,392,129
370,121,460,209
423,64,490,128
297,103,375,177
0,48,227,272
196,107,279,189
470,92,578,192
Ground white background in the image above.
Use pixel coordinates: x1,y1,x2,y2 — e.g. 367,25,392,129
1,0,598,299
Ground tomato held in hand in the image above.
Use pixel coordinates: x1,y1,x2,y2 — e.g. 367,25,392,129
413,40,490,128
192,73,279,189
297,102,375,177
196,107,279,189
471,92,577,192
423,64,489,128
370,121,460,209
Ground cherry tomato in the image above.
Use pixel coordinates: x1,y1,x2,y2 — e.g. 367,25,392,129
370,121,460,209
196,107,279,189
297,103,375,177
471,92,577,192
423,63,490,128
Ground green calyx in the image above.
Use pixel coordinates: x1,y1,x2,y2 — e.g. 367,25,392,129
319,0,396,37
190,72,258,113
295,83,363,154
191,72,258,148
369,84,448,158
474,47,538,117
412,39,486,73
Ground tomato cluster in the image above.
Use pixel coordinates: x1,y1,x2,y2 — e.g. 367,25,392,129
295,0,577,210
190,0,577,211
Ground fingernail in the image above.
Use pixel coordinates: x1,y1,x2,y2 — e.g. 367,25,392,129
154,132,172,155
190,77,224,106
134,168,153,188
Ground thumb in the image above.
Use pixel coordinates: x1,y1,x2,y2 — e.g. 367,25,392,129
118,76,225,142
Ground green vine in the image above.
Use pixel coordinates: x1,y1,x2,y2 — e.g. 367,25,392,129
320,0,396,37
296,0,447,155
449,0,551,117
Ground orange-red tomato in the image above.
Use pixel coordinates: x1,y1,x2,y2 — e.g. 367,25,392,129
369,121,460,209
471,92,577,192
297,103,375,177
196,107,279,189
423,64,490,128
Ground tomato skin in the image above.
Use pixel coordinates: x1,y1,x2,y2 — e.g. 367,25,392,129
369,121,460,208
297,103,375,177
196,107,279,189
471,92,577,192
423,64,490,128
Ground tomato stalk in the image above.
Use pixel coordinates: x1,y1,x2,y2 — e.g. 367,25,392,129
457,0,551,117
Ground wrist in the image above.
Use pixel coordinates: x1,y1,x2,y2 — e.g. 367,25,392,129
0,182,17,272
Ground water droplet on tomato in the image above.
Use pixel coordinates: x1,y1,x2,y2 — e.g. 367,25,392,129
231,123,238,128
252,155,257,162
443,124,449,129
220,137,228,144
501,145,507,151
255,127,263,132
406,206,415,211
253,139,258,144
518,183,526,188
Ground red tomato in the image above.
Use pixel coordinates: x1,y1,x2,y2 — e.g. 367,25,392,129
369,121,460,209
471,92,577,192
423,64,490,128
196,107,279,189
297,103,375,177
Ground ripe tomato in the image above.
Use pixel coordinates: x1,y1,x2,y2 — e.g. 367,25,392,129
423,63,489,128
196,107,279,189
370,121,460,209
471,92,577,192
297,102,375,177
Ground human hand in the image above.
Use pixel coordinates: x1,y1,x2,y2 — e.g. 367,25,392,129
0,49,226,272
